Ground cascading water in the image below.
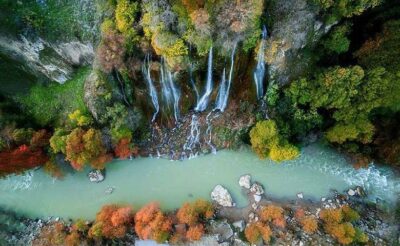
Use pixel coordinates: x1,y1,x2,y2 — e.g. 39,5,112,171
142,55,160,122
215,69,227,111
167,71,181,122
205,111,217,154
183,114,201,152
189,63,200,105
215,44,237,112
160,59,181,122
195,47,214,112
253,26,267,100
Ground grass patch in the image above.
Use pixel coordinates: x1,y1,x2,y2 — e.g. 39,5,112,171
16,67,91,127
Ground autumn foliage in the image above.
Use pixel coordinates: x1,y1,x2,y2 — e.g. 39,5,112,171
245,222,272,244
0,144,48,176
177,199,214,226
114,137,132,159
259,205,286,228
134,202,172,243
89,205,133,239
320,206,367,245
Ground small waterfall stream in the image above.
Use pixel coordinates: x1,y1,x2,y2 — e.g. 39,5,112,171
195,47,214,112
254,26,268,100
142,55,160,122
183,114,201,152
189,63,200,105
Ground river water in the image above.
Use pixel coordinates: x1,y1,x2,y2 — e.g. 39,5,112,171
0,144,398,220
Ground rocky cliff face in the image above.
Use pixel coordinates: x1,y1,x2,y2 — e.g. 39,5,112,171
0,34,94,84
266,0,331,85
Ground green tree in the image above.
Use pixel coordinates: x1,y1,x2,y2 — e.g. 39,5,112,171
250,120,299,162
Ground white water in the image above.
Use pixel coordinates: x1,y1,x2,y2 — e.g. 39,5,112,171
215,45,237,112
142,55,160,122
195,47,214,112
160,59,180,122
0,145,399,220
254,26,267,100
183,114,201,151
205,111,217,154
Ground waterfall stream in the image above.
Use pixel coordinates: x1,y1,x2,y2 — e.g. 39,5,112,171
142,55,160,122
195,47,214,112
254,26,268,100
160,59,180,122
215,44,237,112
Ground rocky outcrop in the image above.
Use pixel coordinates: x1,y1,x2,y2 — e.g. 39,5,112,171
87,170,105,183
266,0,333,85
0,34,94,84
211,185,234,207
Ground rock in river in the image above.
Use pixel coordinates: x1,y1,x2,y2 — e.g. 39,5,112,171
211,185,234,207
250,182,264,195
238,174,251,189
88,170,105,183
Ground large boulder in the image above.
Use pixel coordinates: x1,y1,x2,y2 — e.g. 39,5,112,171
250,182,264,195
88,170,105,183
211,185,234,207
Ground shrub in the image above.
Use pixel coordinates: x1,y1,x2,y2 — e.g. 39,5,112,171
320,208,343,224
97,31,126,73
321,24,351,54
186,224,204,241
68,110,93,127
115,0,139,34
300,217,318,234
244,222,272,244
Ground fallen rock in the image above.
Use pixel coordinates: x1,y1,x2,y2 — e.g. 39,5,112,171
211,185,234,207
232,220,245,232
254,194,262,203
88,170,105,183
238,174,251,189
209,220,234,242
250,182,264,195
297,192,304,199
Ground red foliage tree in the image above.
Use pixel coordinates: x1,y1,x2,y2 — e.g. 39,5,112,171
0,145,48,176
88,205,133,239
134,202,172,243
114,138,132,159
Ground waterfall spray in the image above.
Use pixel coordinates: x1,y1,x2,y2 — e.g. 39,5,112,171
254,26,267,100
195,47,213,112
215,44,237,112
142,54,160,122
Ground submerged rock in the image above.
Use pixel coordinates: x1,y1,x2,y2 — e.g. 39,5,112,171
88,170,105,183
211,185,234,207
238,174,251,189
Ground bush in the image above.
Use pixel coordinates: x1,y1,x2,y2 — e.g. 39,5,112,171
321,24,351,54
244,222,272,244
300,217,318,234
17,68,90,127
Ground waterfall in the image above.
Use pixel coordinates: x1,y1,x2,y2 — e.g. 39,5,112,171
160,59,180,122
215,69,227,111
195,47,213,112
253,26,268,100
189,63,200,105
215,44,237,112
183,114,201,151
142,55,160,122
